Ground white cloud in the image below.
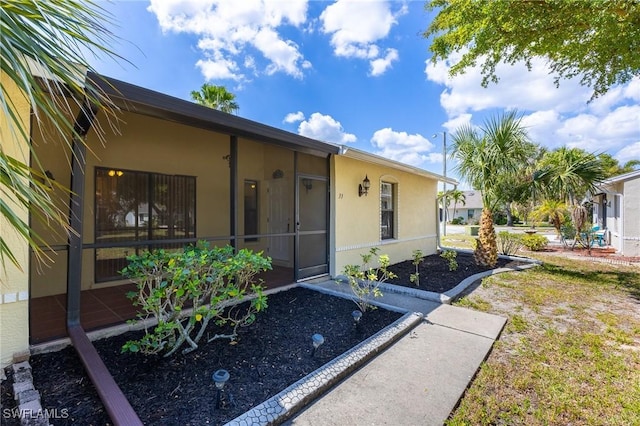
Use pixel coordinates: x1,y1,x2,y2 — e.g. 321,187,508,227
370,49,398,76
297,112,356,144
196,57,240,81
284,111,305,123
425,54,589,117
320,0,405,76
425,52,640,157
443,114,473,134
148,0,310,81
371,128,437,167
614,141,640,164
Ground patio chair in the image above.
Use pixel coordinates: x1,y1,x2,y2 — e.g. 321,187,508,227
591,229,606,247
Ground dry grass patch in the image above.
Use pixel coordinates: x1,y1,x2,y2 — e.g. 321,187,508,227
449,254,640,425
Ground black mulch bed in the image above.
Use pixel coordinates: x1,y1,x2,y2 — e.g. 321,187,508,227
385,251,529,293
1,287,402,426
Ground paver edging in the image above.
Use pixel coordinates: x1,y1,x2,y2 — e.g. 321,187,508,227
378,252,542,305
225,310,423,426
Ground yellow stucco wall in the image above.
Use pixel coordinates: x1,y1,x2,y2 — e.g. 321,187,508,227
0,74,31,367
29,112,316,297
330,155,438,276
30,110,234,297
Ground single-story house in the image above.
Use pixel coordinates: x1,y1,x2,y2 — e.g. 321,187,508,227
445,190,483,224
1,69,456,369
592,169,640,257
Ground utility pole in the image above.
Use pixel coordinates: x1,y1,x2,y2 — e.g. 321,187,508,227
433,132,447,236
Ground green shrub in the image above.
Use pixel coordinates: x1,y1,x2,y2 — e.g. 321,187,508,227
451,216,465,225
440,249,458,271
339,247,396,313
493,211,508,225
497,231,524,255
120,242,271,357
521,233,548,251
560,222,576,240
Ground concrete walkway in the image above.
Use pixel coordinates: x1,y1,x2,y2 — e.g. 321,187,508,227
283,280,506,426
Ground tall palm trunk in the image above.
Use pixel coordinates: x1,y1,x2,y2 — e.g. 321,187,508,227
474,208,498,267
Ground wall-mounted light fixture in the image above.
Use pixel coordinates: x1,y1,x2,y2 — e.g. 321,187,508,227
302,178,313,192
358,175,370,197
107,169,124,177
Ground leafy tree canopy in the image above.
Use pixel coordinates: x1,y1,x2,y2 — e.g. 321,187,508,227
450,110,536,211
424,0,640,99
539,147,605,204
597,153,640,177
190,84,239,114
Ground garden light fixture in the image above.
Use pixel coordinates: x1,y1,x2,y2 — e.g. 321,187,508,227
352,310,362,325
212,369,230,409
359,175,371,197
311,333,324,356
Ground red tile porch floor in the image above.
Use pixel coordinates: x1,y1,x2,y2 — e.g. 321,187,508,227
29,266,295,344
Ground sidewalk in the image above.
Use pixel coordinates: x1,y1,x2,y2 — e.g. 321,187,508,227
283,281,507,426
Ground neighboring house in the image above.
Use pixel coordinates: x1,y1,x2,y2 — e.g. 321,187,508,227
592,169,640,257
1,71,455,367
446,190,483,224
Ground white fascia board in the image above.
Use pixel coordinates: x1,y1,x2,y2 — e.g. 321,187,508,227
338,145,458,185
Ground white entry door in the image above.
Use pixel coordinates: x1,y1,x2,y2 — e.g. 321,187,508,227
267,179,291,266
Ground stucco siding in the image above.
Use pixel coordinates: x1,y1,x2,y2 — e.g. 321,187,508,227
1,74,31,367
331,155,438,276
30,110,235,297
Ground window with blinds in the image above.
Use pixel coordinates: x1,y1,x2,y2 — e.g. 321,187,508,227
95,167,196,282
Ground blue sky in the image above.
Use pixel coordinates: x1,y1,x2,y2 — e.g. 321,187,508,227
93,1,640,187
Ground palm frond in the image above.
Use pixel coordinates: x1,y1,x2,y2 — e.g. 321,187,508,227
1,0,125,270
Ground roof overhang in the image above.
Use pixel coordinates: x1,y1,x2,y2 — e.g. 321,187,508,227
601,169,640,184
338,145,458,185
88,72,340,157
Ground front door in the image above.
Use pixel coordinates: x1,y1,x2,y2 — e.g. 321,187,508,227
296,175,328,280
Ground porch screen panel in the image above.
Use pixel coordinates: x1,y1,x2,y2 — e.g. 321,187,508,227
151,174,196,241
95,168,195,282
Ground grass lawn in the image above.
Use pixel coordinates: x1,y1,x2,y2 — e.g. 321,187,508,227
441,233,477,250
449,253,640,425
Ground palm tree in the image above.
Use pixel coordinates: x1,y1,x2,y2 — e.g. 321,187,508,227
437,190,452,223
451,110,533,267
531,199,568,238
1,0,121,269
190,84,239,114
598,153,640,177
540,147,605,205
447,189,466,219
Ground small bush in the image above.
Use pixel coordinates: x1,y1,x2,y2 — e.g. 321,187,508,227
521,233,548,251
409,249,424,286
451,217,465,225
120,242,271,357
493,211,508,226
497,231,523,255
339,248,396,313
560,222,576,240
440,249,458,271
